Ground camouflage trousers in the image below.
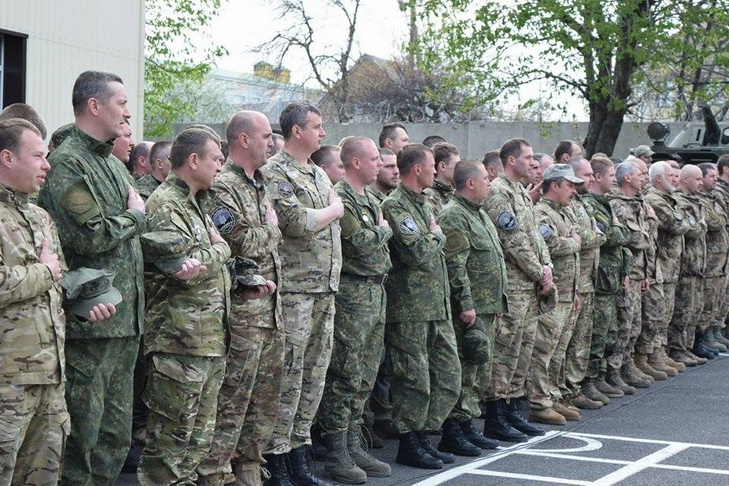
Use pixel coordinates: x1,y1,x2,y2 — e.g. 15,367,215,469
669,276,704,353
588,293,618,378
61,335,140,486
527,301,573,410
266,292,334,454
652,282,676,349
699,276,725,333
485,288,539,401
386,320,461,433
609,279,641,369
319,278,386,436
138,353,225,486
636,282,665,356
449,314,496,422
367,351,393,423
197,326,285,478
564,292,594,397
0,383,68,486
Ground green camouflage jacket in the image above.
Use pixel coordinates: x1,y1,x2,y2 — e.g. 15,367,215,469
569,194,606,294
135,173,163,201
0,185,66,385
143,173,231,357
643,187,691,283
675,191,707,278
39,125,145,338
382,183,450,322
438,194,508,316
424,179,455,217
699,191,729,277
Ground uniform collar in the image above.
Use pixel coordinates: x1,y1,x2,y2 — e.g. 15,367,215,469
399,183,428,203
72,125,114,157
166,172,210,205
432,179,455,194
0,183,29,207
224,159,262,187
454,193,482,211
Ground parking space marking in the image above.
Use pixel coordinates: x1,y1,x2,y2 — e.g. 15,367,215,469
590,443,689,486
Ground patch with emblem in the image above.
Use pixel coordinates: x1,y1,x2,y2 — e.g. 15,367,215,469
674,211,684,220
596,221,606,232
399,217,419,235
539,224,553,241
362,214,369,222
66,189,94,214
689,215,696,225
497,211,517,230
211,207,236,235
278,181,294,198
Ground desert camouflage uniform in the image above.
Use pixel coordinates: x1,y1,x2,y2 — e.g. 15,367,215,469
582,193,630,378
608,192,651,367
635,198,663,357
528,198,580,409
698,190,728,334
261,150,342,453
138,173,231,486
669,192,707,353
562,195,605,397
643,187,690,352
483,174,552,400
197,160,285,481
0,185,69,486
713,179,729,328
424,179,455,217
319,179,392,436
39,126,145,486
439,195,508,421
135,174,163,201
381,184,460,433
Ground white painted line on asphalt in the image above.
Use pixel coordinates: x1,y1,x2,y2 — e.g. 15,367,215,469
469,469,591,485
572,432,729,450
590,443,689,486
651,463,729,475
516,450,630,465
528,434,603,453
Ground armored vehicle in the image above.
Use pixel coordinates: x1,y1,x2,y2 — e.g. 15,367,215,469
648,106,729,164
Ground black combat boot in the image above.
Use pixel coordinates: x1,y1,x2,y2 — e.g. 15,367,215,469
692,332,717,359
460,419,499,449
396,432,443,469
417,431,455,463
504,398,546,436
482,399,528,443
286,446,335,486
437,418,481,457
262,453,296,486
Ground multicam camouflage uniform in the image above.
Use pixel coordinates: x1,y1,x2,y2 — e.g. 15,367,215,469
138,173,231,486
381,184,461,433
196,160,285,482
528,198,580,409
135,174,163,201
483,174,552,400
319,179,392,437
582,193,630,379
643,187,690,353
0,185,69,486
636,199,663,358
261,150,342,453
698,190,729,335
713,179,729,329
562,195,605,398
438,195,508,422
424,179,455,217
669,192,706,354
39,125,145,486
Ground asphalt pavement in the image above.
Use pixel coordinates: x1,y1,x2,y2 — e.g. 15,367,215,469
117,352,729,485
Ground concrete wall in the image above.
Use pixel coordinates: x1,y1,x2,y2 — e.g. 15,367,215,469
322,121,688,160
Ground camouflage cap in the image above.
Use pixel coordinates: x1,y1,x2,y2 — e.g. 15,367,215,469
140,231,189,274
462,317,492,366
633,145,655,158
543,164,584,184
229,256,267,287
62,268,123,318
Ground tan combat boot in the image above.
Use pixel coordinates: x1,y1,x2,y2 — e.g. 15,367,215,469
234,462,262,486
553,401,581,421
648,352,677,377
593,377,624,398
621,361,651,388
606,369,636,395
324,431,367,484
348,426,391,477
528,407,567,425
197,473,226,486
659,347,686,372
635,354,667,380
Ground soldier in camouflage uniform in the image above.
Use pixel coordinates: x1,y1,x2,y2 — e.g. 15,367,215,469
483,139,554,442
195,112,286,486
138,127,235,486
381,144,461,470
423,142,459,216
0,119,114,486
260,102,343,485
438,161,507,455
711,155,729,345
582,157,632,395
642,162,690,375
608,160,654,390
529,165,583,425
136,140,171,201
38,71,147,486
669,165,708,364
317,137,393,483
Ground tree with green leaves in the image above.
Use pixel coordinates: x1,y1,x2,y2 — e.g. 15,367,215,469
417,0,729,156
144,0,228,138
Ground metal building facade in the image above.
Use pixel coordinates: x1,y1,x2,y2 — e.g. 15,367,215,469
0,0,145,140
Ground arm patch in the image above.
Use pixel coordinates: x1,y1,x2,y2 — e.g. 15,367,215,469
497,211,517,230
399,217,420,235
211,206,235,235
539,224,553,241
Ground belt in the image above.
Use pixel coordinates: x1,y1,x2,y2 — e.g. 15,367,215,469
340,273,388,286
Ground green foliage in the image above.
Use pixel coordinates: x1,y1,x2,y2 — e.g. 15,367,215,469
144,0,228,138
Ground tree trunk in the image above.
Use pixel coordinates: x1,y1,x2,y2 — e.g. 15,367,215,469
583,100,628,158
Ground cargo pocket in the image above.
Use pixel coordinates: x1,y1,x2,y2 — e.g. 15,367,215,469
143,354,204,422
224,333,258,388
0,415,21,459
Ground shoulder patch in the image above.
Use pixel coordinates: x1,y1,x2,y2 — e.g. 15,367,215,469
497,210,517,231
65,189,94,215
278,181,294,198
673,210,684,221
596,221,607,233
399,217,420,235
211,206,236,235
539,224,553,241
